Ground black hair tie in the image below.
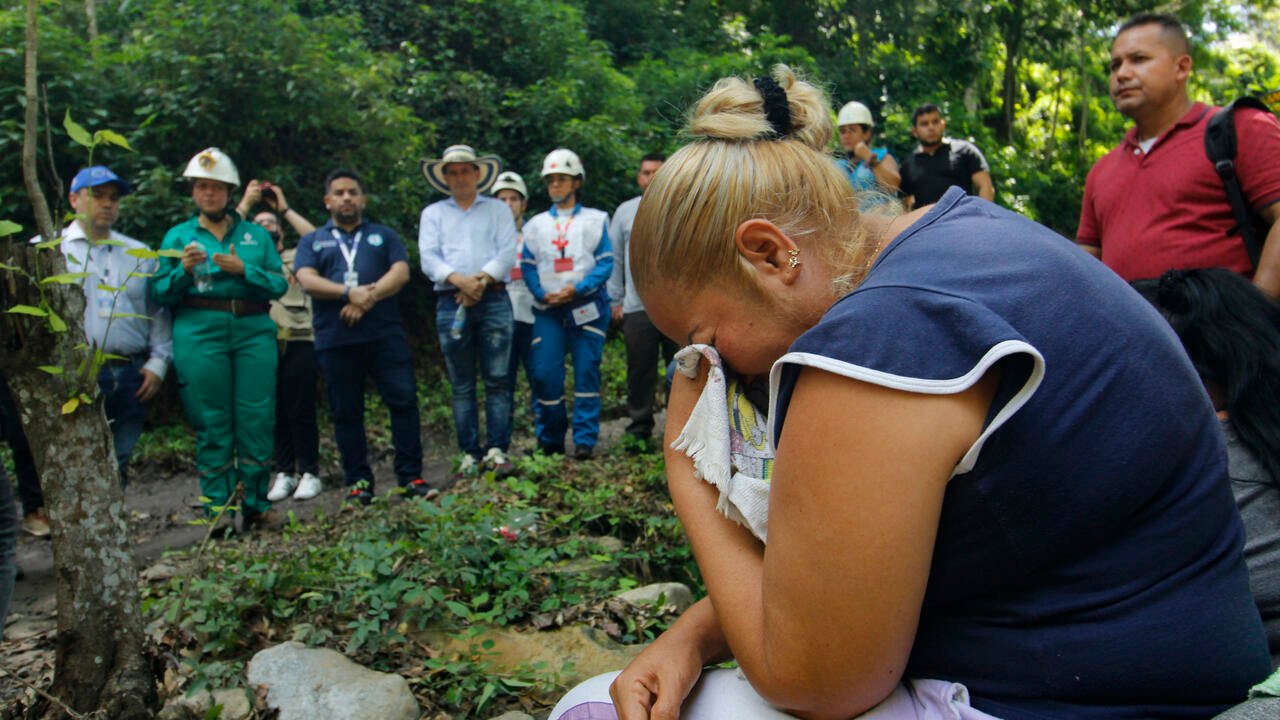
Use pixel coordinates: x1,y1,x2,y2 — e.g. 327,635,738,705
753,76,792,140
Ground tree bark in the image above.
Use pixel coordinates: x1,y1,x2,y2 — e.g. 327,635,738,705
85,0,98,42
1077,6,1090,157
998,0,1026,143
21,0,53,243
8,0,156,717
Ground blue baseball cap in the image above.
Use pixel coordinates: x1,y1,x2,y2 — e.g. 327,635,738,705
69,166,132,195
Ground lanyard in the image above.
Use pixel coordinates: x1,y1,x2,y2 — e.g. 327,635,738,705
551,211,575,257
89,243,119,288
332,228,363,273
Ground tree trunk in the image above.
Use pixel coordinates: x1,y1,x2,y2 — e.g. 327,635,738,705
85,0,98,42
1046,40,1067,156
998,0,1026,143
8,1,155,717
1078,17,1090,156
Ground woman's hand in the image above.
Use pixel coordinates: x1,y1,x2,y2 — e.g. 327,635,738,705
610,597,726,720
212,246,246,276
181,243,208,274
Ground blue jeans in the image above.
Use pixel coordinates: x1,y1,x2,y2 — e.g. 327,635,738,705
98,357,149,486
435,292,515,457
530,295,609,449
317,335,423,489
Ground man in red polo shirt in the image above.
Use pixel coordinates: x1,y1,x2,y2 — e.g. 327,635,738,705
1077,13,1280,298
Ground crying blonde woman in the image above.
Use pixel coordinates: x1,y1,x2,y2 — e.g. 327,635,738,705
550,65,1270,720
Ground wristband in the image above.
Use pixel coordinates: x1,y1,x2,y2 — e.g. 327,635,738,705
279,206,291,216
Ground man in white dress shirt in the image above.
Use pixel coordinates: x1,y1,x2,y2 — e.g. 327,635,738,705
418,145,518,479
57,166,172,485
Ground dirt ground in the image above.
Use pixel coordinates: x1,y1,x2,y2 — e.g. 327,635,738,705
0,413,650,706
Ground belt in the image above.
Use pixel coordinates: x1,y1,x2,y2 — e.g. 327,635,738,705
435,282,507,297
182,296,271,316
101,354,145,367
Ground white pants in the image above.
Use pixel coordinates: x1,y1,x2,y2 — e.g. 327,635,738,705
550,669,1003,720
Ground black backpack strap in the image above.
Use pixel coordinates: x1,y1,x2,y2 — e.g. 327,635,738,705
1204,97,1271,268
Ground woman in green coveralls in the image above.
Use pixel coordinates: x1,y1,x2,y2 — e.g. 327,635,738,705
151,148,288,531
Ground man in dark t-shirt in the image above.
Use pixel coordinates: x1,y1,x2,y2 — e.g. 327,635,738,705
899,103,995,209
294,168,430,504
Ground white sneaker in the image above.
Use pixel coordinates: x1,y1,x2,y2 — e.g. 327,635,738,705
293,472,322,501
451,454,478,481
267,472,298,502
483,447,515,477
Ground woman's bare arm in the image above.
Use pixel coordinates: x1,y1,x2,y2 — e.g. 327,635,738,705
665,364,998,719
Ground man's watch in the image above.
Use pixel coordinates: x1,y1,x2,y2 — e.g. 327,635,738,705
342,286,350,302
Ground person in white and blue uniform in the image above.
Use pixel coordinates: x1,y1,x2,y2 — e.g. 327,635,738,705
43,166,173,486
490,171,538,430
521,148,613,459
418,144,519,479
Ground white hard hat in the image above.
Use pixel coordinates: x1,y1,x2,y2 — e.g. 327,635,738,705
837,101,874,128
490,171,528,199
182,147,240,188
541,148,584,179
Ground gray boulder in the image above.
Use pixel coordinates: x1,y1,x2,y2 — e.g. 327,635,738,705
616,582,695,614
247,641,419,720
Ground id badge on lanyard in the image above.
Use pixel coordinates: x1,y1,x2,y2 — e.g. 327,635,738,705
552,214,575,273
334,228,362,288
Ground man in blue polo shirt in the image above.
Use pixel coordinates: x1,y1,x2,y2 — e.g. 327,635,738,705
294,168,430,504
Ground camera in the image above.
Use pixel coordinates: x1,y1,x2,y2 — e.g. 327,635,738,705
261,184,277,202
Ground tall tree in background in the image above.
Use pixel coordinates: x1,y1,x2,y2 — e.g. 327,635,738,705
2,0,154,716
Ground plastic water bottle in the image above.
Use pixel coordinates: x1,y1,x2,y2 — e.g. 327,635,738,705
449,304,466,340
188,243,213,293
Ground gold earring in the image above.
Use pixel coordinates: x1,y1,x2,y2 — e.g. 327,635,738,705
787,249,801,268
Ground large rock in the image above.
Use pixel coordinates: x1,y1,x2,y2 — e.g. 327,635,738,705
423,625,644,687
158,688,252,720
615,582,695,614
247,641,419,720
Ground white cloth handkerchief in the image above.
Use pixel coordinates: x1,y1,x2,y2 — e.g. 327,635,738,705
671,344,774,543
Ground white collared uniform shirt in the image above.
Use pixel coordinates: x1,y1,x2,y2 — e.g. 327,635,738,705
49,222,173,378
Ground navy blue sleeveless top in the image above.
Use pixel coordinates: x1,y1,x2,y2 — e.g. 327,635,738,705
769,188,1270,719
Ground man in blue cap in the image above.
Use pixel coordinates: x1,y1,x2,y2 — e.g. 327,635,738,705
17,166,173,538
60,167,173,481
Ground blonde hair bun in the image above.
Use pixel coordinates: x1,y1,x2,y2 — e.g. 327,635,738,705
688,64,833,151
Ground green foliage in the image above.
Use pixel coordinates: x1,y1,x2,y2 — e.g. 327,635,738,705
143,447,694,715
5,0,1279,253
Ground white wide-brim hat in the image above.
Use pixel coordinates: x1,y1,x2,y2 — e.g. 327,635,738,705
421,144,502,195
